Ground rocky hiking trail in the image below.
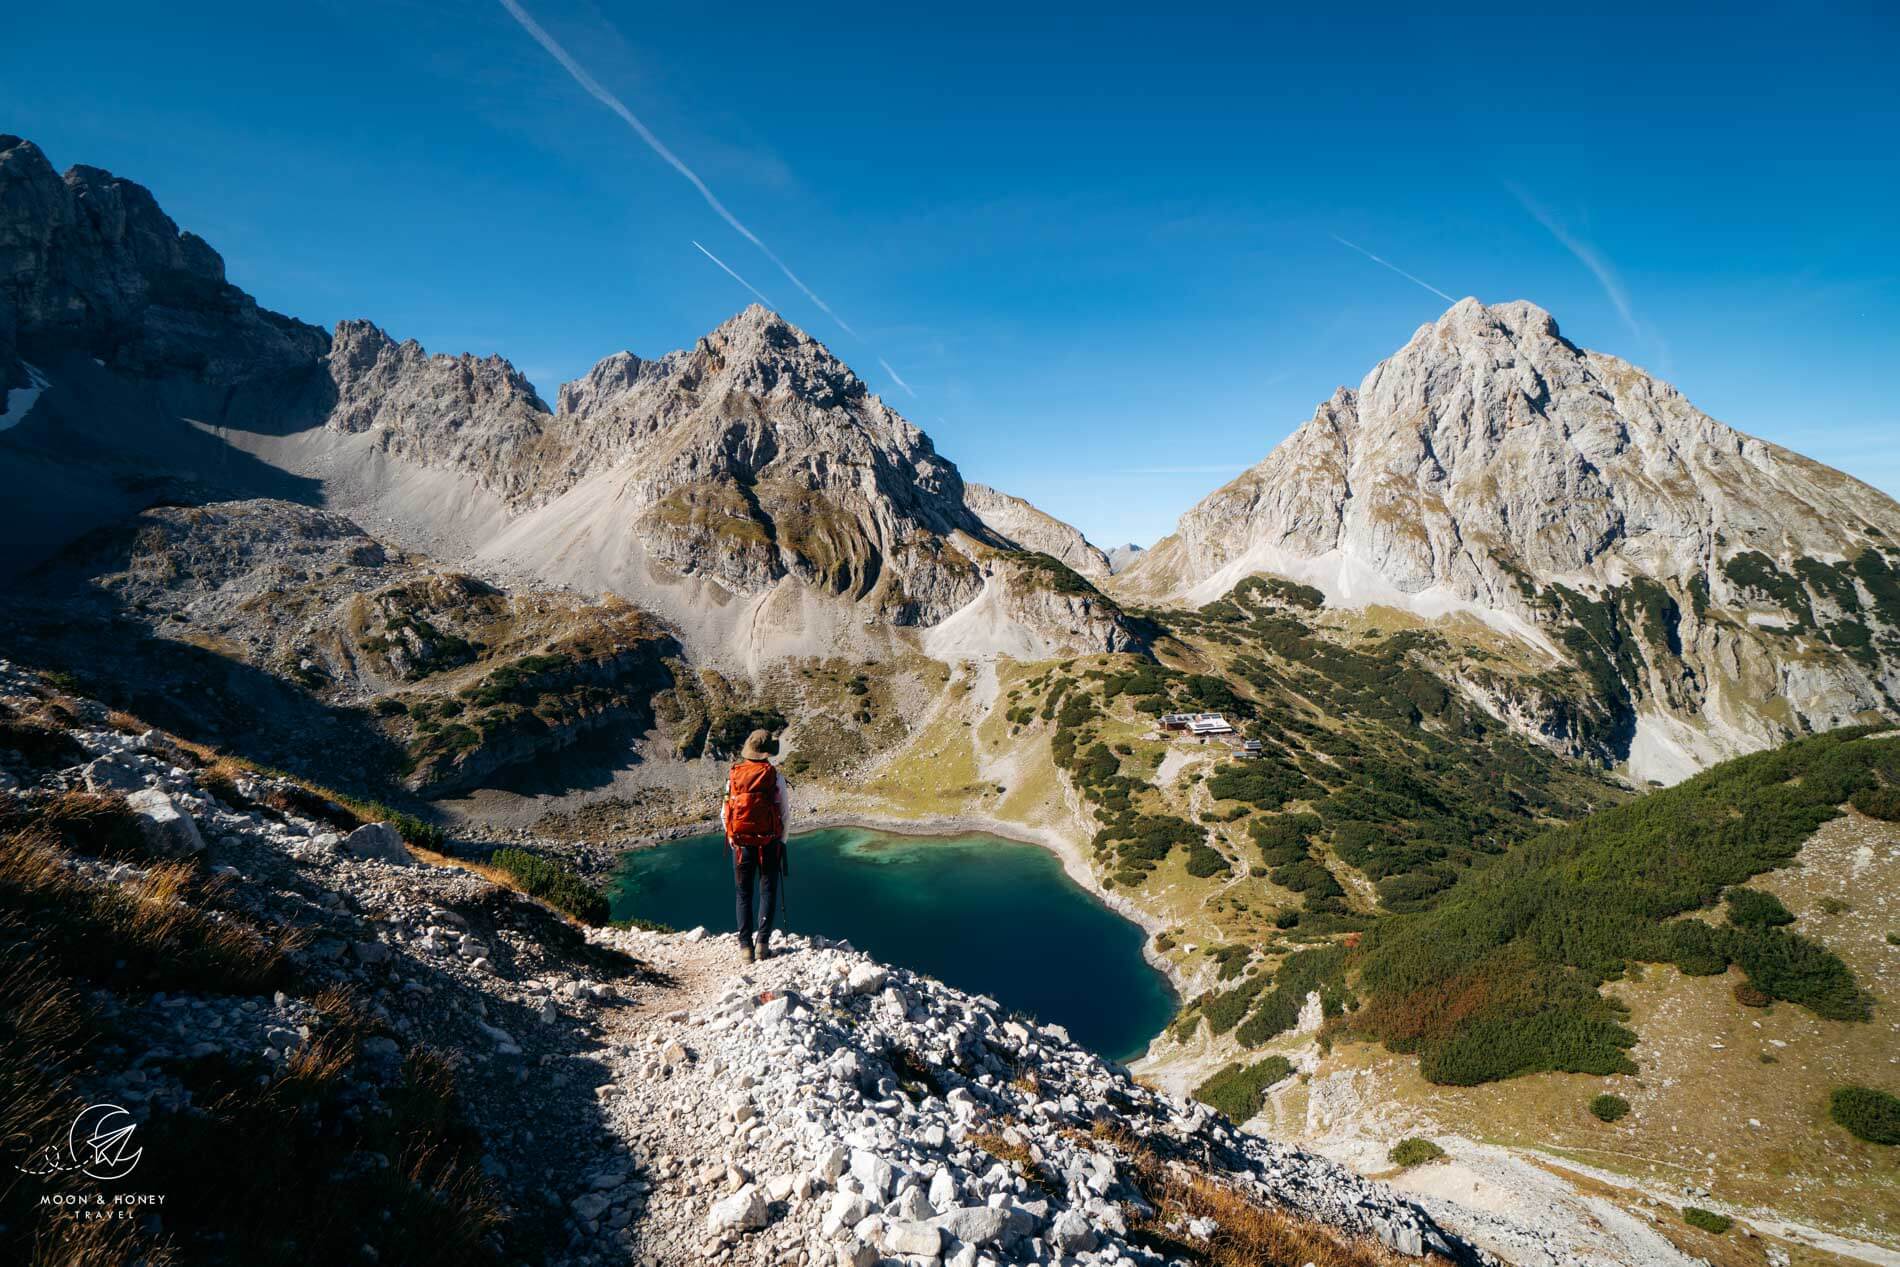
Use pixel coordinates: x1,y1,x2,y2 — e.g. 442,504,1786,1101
581,924,1477,1267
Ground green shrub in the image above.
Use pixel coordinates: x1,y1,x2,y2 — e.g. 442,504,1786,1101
488,847,608,925
1193,1056,1294,1122
1201,973,1271,1035
607,915,674,933
1681,1207,1731,1234
1356,729,1892,1085
1235,945,1348,1047
1387,1138,1445,1168
1589,1093,1631,1122
1851,784,1900,822
1725,887,1794,928
1828,1085,1900,1145
1184,841,1230,878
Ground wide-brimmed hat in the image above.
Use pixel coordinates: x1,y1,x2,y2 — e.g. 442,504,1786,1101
741,728,778,760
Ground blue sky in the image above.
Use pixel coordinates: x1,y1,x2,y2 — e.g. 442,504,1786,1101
8,1,1897,547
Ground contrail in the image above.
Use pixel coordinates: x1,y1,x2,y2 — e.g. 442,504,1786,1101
1330,234,1457,303
497,0,856,337
1505,182,1642,342
877,358,916,398
692,241,775,309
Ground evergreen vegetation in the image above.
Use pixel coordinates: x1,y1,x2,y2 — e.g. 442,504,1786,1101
1235,945,1350,1047
1725,887,1794,927
488,847,609,925
1387,1138,1445,1168
1588,1093,1631,1122
1681,1208,1732,1234
1829,1086,1900,1145
1193,1056,1294,1122
1354,728,1893,1084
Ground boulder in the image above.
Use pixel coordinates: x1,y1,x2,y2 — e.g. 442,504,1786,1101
934,1204,1007,1247
706,1183,768,1234
125,789,204,856
340,821,410,863
879,1219,942,1257
850,1149,895,1202
822,1191,872,1238
1050,1208,1097,1251
82,756,144,792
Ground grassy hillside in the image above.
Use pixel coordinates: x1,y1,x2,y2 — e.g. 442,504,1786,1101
1352,726,1896,1084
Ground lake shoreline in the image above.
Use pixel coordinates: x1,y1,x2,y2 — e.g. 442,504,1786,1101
623,807,1189,1004
609,815,1182,1061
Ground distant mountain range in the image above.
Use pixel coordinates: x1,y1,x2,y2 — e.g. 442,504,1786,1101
0,135,1130,667
3,133,1897,783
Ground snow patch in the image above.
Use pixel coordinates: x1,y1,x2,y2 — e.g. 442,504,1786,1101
0,363,49,431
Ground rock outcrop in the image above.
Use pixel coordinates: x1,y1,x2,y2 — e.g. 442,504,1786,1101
1120,298,1900,779
962,483,1110,580
0,133,325,400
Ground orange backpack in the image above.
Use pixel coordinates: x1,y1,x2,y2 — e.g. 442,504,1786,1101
725,760,783,857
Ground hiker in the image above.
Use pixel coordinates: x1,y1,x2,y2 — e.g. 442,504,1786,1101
723,728,789,963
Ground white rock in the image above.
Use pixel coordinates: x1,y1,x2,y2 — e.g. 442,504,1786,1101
125,789,205,856
706,1183,768,1234
340,821,410,863
1052,1208,1097,1251
879,1220,941,1257
850,1149,895,1201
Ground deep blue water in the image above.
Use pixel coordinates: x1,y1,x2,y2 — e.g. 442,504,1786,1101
607,827,1176,1061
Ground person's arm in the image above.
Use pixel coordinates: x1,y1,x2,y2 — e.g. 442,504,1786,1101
775,770,791,840
720,779,731,837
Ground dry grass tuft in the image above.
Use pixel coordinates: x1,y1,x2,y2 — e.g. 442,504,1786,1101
0,826,291,993
5,790,149,858
0,711,88,770
1088,1123,1451,1267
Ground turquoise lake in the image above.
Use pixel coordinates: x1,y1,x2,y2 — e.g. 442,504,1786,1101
607,827,1176,1062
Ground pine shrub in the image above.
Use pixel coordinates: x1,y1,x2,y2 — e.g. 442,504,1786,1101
488,847,608,925
1387,1138,1445,1168
1828,1085,1900,1145
1589,1093,1631,1122
1193,1056,1294,1122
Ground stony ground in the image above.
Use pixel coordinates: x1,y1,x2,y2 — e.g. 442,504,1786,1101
584,926,1472,1266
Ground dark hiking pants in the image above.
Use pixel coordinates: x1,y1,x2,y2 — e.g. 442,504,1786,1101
734,840,784,943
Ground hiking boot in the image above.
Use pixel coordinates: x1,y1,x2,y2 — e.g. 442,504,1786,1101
739,936,755,964
754,933,772,961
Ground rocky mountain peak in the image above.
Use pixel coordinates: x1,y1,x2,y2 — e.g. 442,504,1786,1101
1120,297,1900,780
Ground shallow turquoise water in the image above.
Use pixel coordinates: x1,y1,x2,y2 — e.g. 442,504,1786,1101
607,827,1176,1061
